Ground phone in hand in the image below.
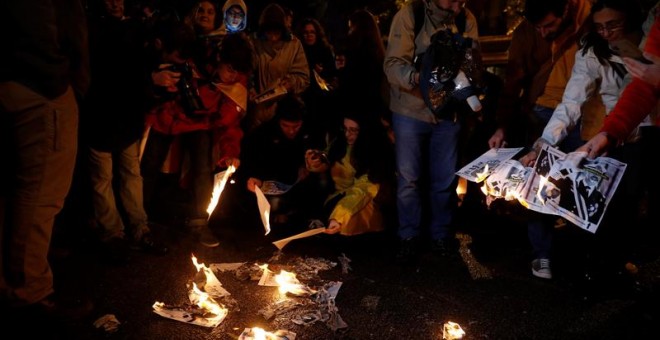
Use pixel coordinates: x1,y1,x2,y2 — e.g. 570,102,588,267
609,39,651,64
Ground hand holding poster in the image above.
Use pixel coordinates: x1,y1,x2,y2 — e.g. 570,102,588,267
458,145,626,233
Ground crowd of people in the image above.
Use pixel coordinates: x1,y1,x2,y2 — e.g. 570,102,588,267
2,0,660,327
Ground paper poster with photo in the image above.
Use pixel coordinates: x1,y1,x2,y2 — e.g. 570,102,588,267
519,145,566,214
456,147,524,182
468,144,627,234
483,159,530,200
545,152,627,233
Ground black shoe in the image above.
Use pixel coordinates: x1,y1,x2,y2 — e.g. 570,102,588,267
100,237,131,265
396,238,419,265
131,232,168,255
187,218,220,248
431,238,459,258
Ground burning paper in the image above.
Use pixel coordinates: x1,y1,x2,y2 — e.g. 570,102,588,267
206,165,236,220
456,147,524,182
258,268,317,297
152,300,227,328
192,255,231,298
272,227,326,250
152,256,230,327
274,270,317,296
443,321,465,339
254,185,271,235
238,327,296,340
464,145,627,233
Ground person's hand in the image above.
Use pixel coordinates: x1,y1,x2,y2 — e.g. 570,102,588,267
324,219,341,234
519,150,538,167
305,149,329,172
224,157,240,169
488,128,507,149
576,132,611,159
152,65,180,92
314,63,323,74
623,52,660,87
247,177,262,192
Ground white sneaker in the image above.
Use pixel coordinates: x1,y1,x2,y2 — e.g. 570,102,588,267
531,258,552,279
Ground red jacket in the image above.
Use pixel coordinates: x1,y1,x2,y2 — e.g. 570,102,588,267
146,75,247,164
602,14,660,142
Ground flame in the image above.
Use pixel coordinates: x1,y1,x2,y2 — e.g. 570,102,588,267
191,283,227,318
245,327,285,340
274,270,315,296
443,321,465,339
206,165,237,219
253,327,266,340
475,164,490,183
536,175,548,204
456,177,467,197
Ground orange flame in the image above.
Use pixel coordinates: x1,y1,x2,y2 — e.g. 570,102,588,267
443,321,465,339
274,270,315,296
207,165,237,218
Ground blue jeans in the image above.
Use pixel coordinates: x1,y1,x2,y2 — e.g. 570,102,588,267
392,114,460,241
529,105,586,260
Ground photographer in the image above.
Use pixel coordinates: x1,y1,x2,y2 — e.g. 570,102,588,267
384,0,479,263
142,28,253,248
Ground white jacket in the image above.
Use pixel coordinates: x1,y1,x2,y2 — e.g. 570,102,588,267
539,47,648,147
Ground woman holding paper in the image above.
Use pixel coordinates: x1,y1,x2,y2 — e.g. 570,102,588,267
307,107,395,236
517,0,650,282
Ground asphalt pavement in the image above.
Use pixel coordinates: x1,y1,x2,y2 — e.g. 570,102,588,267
11,178,660,340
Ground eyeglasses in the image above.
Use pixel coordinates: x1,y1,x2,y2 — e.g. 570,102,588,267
227,10,244,18
341,127,360,134
595,21,625,35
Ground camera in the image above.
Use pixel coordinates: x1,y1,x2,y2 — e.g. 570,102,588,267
168,61,205,116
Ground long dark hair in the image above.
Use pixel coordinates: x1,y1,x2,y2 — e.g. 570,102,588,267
327,104,394,185
295,17,333,51
346,9,385,65
580,0,644,65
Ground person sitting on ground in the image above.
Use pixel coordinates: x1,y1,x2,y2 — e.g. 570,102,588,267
306,107,395,236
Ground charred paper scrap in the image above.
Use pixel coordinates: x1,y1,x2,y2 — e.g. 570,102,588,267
238,327,296,340
93,314,120,333
233,262,267,281
152,301,227,328
337,253,352,274
152,255,231,327
259,281,347,331
291,257,338,280
209,262,246,273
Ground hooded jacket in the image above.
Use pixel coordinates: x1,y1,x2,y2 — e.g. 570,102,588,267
219,0,247,34
384,0,478,123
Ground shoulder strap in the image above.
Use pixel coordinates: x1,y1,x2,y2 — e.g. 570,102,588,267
455,9,466,35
